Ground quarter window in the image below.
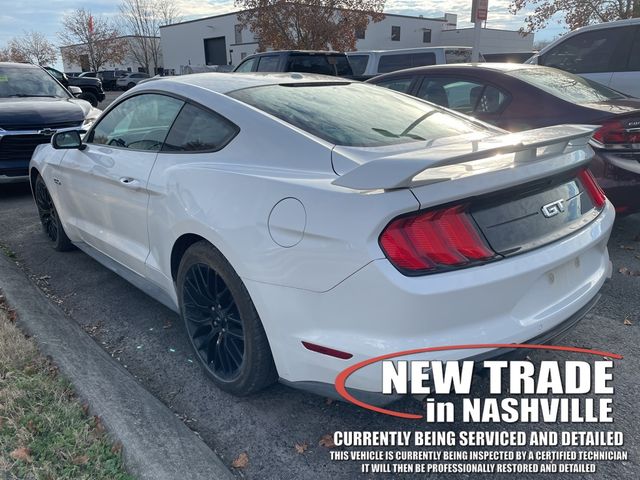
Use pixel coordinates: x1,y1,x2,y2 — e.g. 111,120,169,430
627,28,640,71
163,103,238,152
88,94,183,151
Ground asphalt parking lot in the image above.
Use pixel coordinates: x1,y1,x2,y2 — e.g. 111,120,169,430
0,183,639,479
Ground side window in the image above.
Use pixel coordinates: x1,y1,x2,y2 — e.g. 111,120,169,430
235,57,256,72
411,52,436,67
416,78,507,114
256,55,280,72
163,103,238,152
378,54,412,74
373,77,414,94
88,94,183,151
540,27,631,74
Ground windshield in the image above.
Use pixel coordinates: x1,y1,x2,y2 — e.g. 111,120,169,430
348,55,369,76
229,83,486,147
507,66,626,103
0,66,70,99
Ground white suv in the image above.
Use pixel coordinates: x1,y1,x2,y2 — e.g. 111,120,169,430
527,18,640,97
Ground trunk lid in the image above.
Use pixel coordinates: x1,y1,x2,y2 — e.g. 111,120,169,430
332,125,603,258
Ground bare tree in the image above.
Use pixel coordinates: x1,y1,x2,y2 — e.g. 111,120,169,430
235,0,385,52
510,0,640,33
118,0,181,74
0,43,28,63
59,8,126,72
4,31,57,66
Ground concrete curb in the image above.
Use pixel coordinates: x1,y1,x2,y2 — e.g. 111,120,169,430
0,252,235,480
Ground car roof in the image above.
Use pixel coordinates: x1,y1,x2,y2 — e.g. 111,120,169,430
347,46,472,54
149,72,349,94
248,50,343,55
0,62,38,69
372,62,535,77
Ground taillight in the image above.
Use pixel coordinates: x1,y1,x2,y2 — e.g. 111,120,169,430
578,169,606,209
379,205,497,275
592,119,640,145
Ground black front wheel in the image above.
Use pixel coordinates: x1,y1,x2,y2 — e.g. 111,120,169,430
34,176,74,252
177,241,277,395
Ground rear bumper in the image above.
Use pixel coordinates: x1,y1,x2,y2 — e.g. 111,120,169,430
283,292,602,404
246,201,614,394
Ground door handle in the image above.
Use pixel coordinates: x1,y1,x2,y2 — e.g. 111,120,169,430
119,177,139,186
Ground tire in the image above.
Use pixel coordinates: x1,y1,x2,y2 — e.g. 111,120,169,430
177,241,277,395
34,176,74,252
127,82,135,90
78,91,98,107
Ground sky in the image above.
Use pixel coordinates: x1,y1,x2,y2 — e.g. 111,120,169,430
0,0,567,55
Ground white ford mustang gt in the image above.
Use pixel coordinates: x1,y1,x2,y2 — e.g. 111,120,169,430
30,73,614,399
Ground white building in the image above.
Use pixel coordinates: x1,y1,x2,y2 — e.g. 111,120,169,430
160,10,533,74
61,36,163,73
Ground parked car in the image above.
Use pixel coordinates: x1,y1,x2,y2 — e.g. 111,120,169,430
116,72,151,90
30,73,613,399
347,47,482,79
0,62,101,182
368,63,640,214
526,18,640,97
44,66,106,107
234,51,353,77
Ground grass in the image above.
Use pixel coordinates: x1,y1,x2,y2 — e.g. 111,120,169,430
0,291,135,480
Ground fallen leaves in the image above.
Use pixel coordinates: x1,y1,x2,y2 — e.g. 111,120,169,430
624,317,633,326
618,266,640,276
72,455,89,465
319,434,336,448
294,442,308,454
10,447,32,463
232,452,249,469
619,244,635,251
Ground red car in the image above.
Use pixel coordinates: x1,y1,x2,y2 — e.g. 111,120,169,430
368,63,640,214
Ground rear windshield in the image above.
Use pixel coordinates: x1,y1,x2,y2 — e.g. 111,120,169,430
0,66,69,98
228,83,485,147
348,54,369,76
286,55,353,76
507,66,626,102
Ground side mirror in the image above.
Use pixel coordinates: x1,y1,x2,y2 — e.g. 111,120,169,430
68,86,82,96
52,130,85,150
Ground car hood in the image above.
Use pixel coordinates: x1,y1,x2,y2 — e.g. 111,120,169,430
0,97,88,130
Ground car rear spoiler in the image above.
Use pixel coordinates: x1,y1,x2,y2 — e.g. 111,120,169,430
332,125,598,191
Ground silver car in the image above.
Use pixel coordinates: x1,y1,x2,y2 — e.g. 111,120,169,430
116,72,151,90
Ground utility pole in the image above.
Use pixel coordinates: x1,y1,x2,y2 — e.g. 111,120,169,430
471,0,488,62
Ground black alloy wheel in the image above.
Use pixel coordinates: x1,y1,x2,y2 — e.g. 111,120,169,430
177,241,277,395
183,263,245,381
34,176,74,251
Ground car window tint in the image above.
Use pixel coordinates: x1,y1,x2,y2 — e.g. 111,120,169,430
256,56,280,72
89,94,184,151
287,56,335,75
348,55,369,75
163,103,238,152
378,52,436,74
229,83,486,147
540,27,629,73
235,57,256,72
374,77,414,93
628,29,640,71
